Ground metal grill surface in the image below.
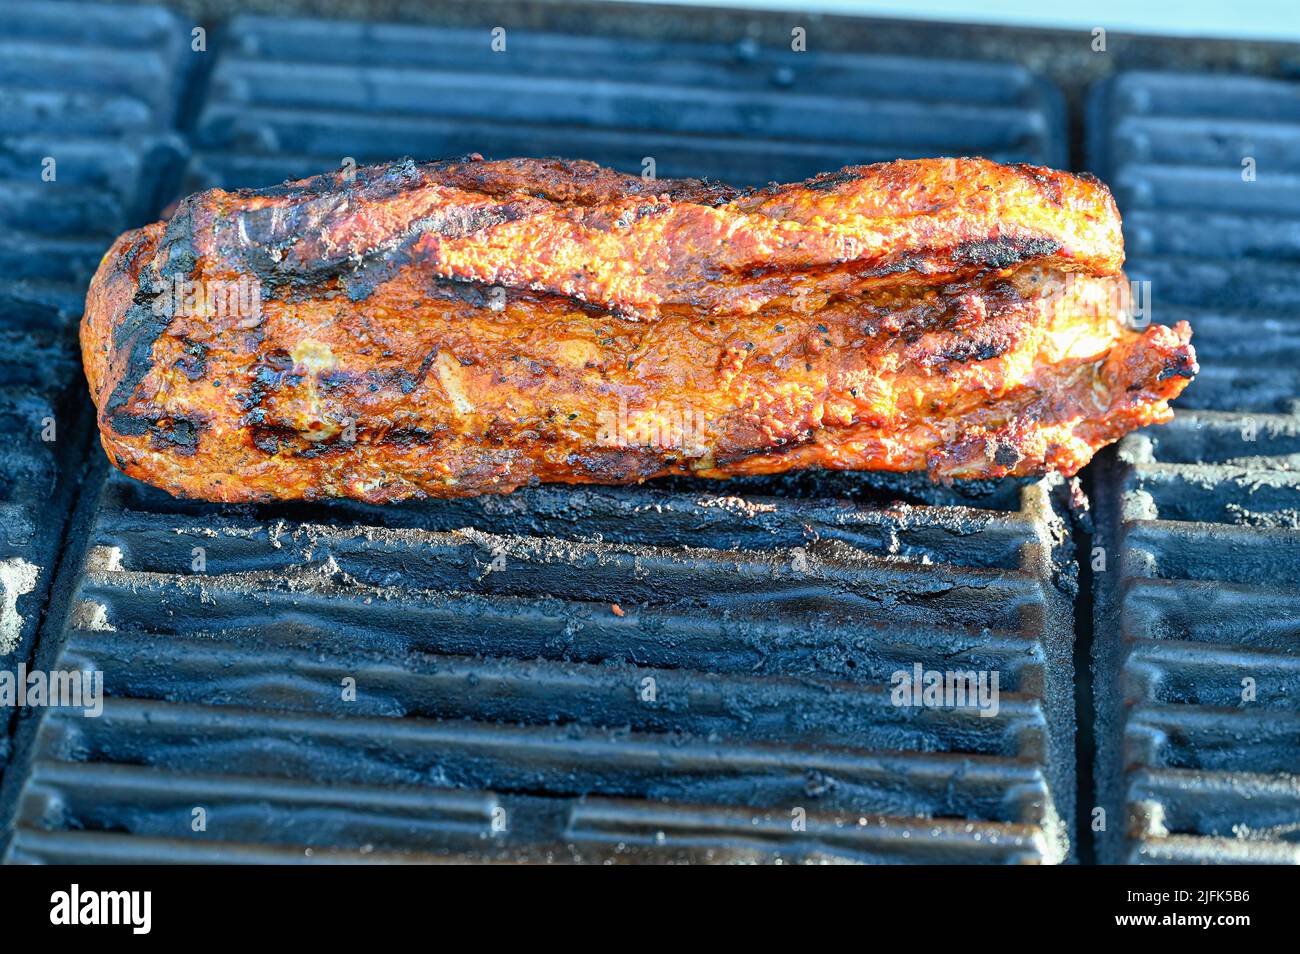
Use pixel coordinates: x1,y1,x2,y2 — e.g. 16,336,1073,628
1089,71,1300,864
0,7,1080,864
0,0,190,771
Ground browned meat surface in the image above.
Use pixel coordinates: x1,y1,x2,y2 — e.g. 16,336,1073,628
81,155,1196,502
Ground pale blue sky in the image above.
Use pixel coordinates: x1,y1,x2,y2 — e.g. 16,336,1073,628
599,0,1300,42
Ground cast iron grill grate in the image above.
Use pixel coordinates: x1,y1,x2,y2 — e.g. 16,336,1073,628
0,1,191,321
0,1,191,772
5,465,1078,863
185,13,1066,191
0,10,1084,864
1089,71,1300,864
1089,70,1300,414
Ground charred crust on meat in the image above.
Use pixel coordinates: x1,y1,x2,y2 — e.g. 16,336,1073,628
563,449,647,482
174,337,209,381
104,207,197,432
378,426,447,448
115,234,148,276
950,236,1063,272
245,197,540,299
295,441,354,460
158,205,198,282
992,442,1022,468
339,234,426,302
1157,352,1198,381
250,425,287,455
804,169,865,192
149,417,203,455
108,413,151,438
633,203,672,221
933,333,1012,365
110,412,205,455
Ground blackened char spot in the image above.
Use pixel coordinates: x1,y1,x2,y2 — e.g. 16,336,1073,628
634,203,671,220
408,348,442,393
105,207,197,429
315,361,439,397
149,417,203,455
249,421,321,455
239,194,539,297
296,441,353,460
340,232,423,301
239,349,297,414
246,157,451,201
696,182,747,208
1157,352,1198,381
158,206,197,281
805,169,864,192
412,200,535,241
113,411,205,453
993,443,1022,468
950,236,1062,272
935,336,1010,364
251,427,284,455
860,252,930,280
109,414,151,437
174,338,208,381
380,426,446,447
564,449,663,482
114,232,148,277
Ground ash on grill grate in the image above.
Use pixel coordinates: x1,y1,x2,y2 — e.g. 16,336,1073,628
1089,72,1300,864
185,13,1065,191
0,340,82,661
0,1,191,771
1,466,1078,864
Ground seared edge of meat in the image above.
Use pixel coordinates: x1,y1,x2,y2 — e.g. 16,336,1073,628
81,156,1194,502
202,154,1122,320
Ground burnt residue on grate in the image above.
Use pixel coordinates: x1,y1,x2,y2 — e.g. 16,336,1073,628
2,465,1078,863
1089,72,1300,864
184,13,1065,192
